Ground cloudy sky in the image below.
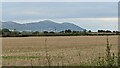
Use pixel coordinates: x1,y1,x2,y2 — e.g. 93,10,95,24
2,2,118,31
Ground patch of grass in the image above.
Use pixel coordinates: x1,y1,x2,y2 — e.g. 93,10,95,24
2,56,44,59
94,36,118,66
2,36,118,66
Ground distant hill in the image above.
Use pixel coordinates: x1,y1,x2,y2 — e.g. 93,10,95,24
1,20,85,31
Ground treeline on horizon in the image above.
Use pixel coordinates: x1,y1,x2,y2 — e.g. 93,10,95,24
0,28,120,37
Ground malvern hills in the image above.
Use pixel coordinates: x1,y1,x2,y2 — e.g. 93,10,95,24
1,20,85,31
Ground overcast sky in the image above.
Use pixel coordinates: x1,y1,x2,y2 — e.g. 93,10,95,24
1,0,119,2
2,2,118,31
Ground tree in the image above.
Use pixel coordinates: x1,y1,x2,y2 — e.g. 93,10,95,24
98,30,105,32
65,29,72,33
2,28,10,32
88,30,91,32
73,31,77,33
83,29,87,33
43,31,48,34
106,30,111,33
59,31,64,33
0,29,2,35
2,28,11,36
113,31,116,33
33,31,39,35
49,31,54,34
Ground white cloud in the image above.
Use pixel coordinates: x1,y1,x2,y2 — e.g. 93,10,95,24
56,18,118,22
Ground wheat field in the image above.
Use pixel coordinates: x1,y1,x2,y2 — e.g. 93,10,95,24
2,36,118,66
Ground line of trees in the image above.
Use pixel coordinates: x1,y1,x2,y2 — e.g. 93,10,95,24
0,29,87,37
97,30,119,33
0,28,120,37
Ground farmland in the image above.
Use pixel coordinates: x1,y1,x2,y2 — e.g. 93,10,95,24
2,36,118,66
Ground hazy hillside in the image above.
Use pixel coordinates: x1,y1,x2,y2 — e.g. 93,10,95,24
1,20,85,31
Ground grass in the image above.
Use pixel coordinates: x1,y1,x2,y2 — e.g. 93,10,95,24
96,36,118,66
2,56,44,59
2,36,118,66
44,38,52,66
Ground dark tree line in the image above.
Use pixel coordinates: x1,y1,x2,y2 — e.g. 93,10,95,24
98,30,119,33
0,28,120,37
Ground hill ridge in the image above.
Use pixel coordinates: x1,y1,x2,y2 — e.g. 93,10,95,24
1,20,85,31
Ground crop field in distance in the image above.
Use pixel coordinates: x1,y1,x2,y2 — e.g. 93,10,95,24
2,36,118,66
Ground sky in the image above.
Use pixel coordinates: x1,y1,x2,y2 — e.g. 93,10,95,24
1,2,118,31
1,0,119,2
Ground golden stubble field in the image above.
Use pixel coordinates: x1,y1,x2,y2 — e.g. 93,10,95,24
2,36,118,66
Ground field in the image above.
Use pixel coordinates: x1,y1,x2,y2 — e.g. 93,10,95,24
2,36,118,66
